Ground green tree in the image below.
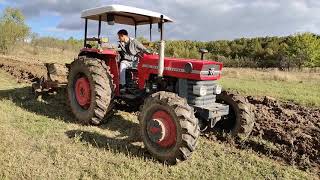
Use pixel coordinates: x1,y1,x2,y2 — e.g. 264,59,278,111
150,33,320,68
287,33,320,68
0,7,30,54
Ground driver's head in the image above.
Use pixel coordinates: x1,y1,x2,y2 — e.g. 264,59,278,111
117,29,129,42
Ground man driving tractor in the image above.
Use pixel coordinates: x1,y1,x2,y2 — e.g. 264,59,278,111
117,29,147,91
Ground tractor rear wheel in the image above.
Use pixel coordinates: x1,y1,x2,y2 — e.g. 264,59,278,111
139,91,200,164
67,57,114,125
216,91,255,139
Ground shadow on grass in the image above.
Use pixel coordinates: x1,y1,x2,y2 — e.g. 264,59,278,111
0,86,140,140
0,86,149,159
65,130,152,160
0,86,75,122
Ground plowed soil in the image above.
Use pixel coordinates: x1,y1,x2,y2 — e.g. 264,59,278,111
249,96,319,169
0,57,319,172
207,94,320,173
0,57,47,83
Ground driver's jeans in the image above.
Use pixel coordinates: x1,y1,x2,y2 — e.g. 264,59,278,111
120,60,133,86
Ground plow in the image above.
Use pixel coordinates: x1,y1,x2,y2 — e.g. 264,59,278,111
31,4,255,164
32,63,69,94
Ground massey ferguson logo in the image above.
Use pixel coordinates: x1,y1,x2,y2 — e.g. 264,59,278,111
208,68,215,75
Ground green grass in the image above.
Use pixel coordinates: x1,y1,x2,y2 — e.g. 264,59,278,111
220,68,320,107
0,70,317,179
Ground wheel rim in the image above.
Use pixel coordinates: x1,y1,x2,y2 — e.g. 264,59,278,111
147,110,177,148
75,77,91,109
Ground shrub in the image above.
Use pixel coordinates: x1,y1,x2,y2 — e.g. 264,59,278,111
0,8,30,54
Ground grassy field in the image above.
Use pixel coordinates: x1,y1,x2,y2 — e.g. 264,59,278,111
0,69,318,179
221,68,320,107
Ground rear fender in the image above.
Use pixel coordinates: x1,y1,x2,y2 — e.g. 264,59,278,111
78,48,120,96
107,58,120,96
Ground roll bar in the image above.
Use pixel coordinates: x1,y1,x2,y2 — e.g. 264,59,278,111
83,14,164,47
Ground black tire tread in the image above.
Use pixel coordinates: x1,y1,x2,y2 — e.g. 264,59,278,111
67,57,114,125
217,91,255,139
139,91,200,164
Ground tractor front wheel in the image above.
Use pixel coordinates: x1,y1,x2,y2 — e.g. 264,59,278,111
216,91,255,139
139,91,200,164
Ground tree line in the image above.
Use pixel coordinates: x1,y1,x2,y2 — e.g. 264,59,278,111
1,7,320,69
164,34,320,69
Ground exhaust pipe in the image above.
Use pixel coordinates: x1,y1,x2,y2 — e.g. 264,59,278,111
158,15,165,78
158,40,165,77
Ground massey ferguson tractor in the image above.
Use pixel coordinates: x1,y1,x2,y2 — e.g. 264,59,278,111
33,5,255,164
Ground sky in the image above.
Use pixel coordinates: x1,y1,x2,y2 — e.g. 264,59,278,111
1,0,320,43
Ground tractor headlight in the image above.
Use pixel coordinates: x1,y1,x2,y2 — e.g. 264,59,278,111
193,86,207,96
214,84,222,95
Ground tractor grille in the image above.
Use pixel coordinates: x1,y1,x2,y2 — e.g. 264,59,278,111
187,80,217,106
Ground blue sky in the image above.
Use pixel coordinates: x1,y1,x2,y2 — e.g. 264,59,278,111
0,2,79,39
27,15,72,38
1,0,320,42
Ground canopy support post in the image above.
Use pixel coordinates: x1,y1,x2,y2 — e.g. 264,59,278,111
84,18,88,47
135,23,137,38
98,15,102,38
150,22,152,41
160,15,164,41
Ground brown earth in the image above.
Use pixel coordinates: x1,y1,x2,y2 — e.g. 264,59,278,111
248,96,320,170
0,57,47,83
0,57,319,172
210,94,320,173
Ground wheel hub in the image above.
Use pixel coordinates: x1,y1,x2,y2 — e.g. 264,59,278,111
147,110,176,147
75,77,91,108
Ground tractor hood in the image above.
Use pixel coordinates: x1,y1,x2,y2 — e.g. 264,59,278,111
138,54,223,82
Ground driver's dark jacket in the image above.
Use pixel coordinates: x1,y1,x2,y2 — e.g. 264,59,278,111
118,38,147,61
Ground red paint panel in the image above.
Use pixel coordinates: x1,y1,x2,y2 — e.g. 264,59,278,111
80,48,117,57
79,50,224,94
138,54,223,89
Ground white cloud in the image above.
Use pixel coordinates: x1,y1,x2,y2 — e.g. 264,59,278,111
5,0,320,40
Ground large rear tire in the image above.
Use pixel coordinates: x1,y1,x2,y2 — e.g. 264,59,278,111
67,57,114,125
139,91,200,164
216,91,255,139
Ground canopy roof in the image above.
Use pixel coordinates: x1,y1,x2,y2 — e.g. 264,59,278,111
81,4,173,26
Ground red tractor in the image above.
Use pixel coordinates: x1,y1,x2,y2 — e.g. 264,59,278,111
35,5,255,164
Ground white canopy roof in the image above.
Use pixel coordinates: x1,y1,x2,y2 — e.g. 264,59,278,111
81,4,173,26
